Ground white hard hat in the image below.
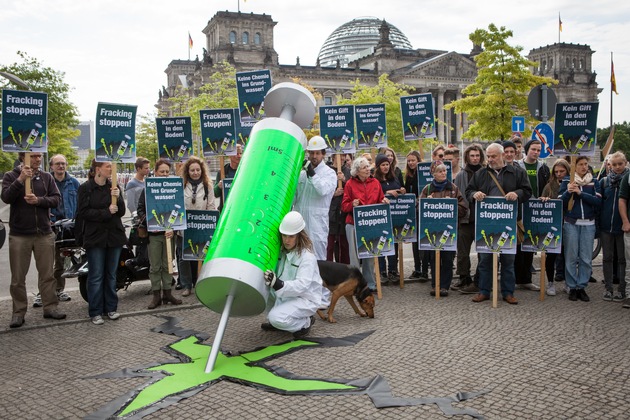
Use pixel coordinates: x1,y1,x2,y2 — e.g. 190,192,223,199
306,136,326,151
279,211,306,235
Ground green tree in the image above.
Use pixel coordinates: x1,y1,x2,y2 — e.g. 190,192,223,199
135,112,159,163
0,51,80,172
444,24,556,142
597,122,630,157
338,74,413,154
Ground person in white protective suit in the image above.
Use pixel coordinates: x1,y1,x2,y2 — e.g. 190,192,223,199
262,211,331,339
294,136,337,260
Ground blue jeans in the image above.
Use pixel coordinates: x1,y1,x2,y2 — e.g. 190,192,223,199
87,247,122,317
563,223,595,290
478,252,516,298
346,224,376,289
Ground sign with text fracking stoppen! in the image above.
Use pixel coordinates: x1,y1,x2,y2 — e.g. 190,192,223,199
418,198,458,252
416,161,452,192
200,109,237,158
236,69,272,123
156,117,193,163
353,204,394,258
400,93,435,140
182,210,219,261
553,102,599,156
95,102,137,163
319,105,356,154
145,177,186,232
474,197,518,254
521,199,562,254
2,89,48,153
387,194,417,243
355,103,387,149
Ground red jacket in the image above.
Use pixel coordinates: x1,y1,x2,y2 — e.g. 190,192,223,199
341,176,384,225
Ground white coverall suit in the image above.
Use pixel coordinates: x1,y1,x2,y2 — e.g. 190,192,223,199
294,163,337,260
267,249,330,333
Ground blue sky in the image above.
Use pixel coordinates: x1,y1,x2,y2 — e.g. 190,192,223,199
1,0,627,130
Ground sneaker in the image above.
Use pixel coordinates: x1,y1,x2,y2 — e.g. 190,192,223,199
409,271,422,280
546,284,556,296
388,271,399,279
261,322,281,332
612,292,625,302
460,284,479,294
32,293,42,308
92,315,104,325
518,283,540,291
568,289,578,301
292,316,315,339
107,311,121,320
577,288,590,302
56,290,71,302
564,285,570,294
603,291,613,301
554,275,565,282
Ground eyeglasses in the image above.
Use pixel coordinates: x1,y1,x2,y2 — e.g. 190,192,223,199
437,154,444,158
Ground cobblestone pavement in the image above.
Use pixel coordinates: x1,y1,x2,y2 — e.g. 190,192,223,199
1,253,629,419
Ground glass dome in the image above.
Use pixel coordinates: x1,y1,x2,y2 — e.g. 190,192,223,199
317,17,413,68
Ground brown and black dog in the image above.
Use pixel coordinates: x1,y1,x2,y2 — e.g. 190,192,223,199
316,260,375,323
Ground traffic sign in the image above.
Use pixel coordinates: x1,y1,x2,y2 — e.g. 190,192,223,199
528,85,557,121
512,116,525,133
531,122,554,158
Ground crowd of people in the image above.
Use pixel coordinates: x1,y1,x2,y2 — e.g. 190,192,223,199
3,136,629,331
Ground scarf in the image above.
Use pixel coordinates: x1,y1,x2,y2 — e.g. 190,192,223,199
431,179,448,192
574,172,593,186
609,168,628,188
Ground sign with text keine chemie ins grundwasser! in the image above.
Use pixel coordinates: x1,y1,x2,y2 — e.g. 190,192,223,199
418,198,458,252
236,69,271,123
156,117,193,163
474,197,518,254
320,105,356,154
355,103,387,149
387,194,417,243
182,210,219,261
521,199,562,254
145,177,186,232
553,102,598,157
353,203,394,258
2,89,48,153
95,102,137,163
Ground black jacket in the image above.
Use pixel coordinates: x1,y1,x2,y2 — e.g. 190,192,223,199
77,178,127,248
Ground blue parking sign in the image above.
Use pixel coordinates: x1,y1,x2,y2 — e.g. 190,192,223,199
511,116,525,133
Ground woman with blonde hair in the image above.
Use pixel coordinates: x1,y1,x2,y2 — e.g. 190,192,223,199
177,156,216,296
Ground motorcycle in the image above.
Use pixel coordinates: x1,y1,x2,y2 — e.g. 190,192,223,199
52,214,150,302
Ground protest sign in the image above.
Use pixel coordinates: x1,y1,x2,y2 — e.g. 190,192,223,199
388,194,417,243
144,177,186,232
95,102,137,163
182,210,219,261
221,178,233,206
418,198,458,252
400,93,435,140
553,102,599,156
156,117,193,163
521,199,562,253
355,103,387,149
319,105,356,154
474,197,518,254
200,109,237,158
1,89,48,152
236,69,272,123
353,203,394,258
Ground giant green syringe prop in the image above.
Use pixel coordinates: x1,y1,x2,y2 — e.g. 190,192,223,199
195,83,316,373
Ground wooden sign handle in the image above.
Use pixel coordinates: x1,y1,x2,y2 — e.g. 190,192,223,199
111,162,118,206
24,152,32,194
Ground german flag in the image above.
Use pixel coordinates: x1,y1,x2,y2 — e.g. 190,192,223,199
188,32,193,50
559,13,563,32
611,60,619,95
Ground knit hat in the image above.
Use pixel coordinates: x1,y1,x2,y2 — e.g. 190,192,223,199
524,139,540,153
502,140,516,151
375,154,389,168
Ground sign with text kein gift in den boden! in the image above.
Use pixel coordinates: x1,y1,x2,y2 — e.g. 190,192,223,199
355,103,387,149
353,203,394,258
474,197,518,254
95,102,137,163
388,194,417,244
145,177,186,232
319,105,356,154
1,89,48,153
521,199,562,253
418,198,458,252
182,210,219,261
156,116,193,163
400,93,435,140
553,101,599,157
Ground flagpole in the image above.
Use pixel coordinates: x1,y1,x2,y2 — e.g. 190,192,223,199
610,52,614,129
558,13,561,43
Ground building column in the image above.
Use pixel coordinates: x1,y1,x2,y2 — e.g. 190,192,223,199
455,91,463,145
437,89,445,143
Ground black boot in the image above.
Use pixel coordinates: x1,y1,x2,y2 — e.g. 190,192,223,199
162,289,182,305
